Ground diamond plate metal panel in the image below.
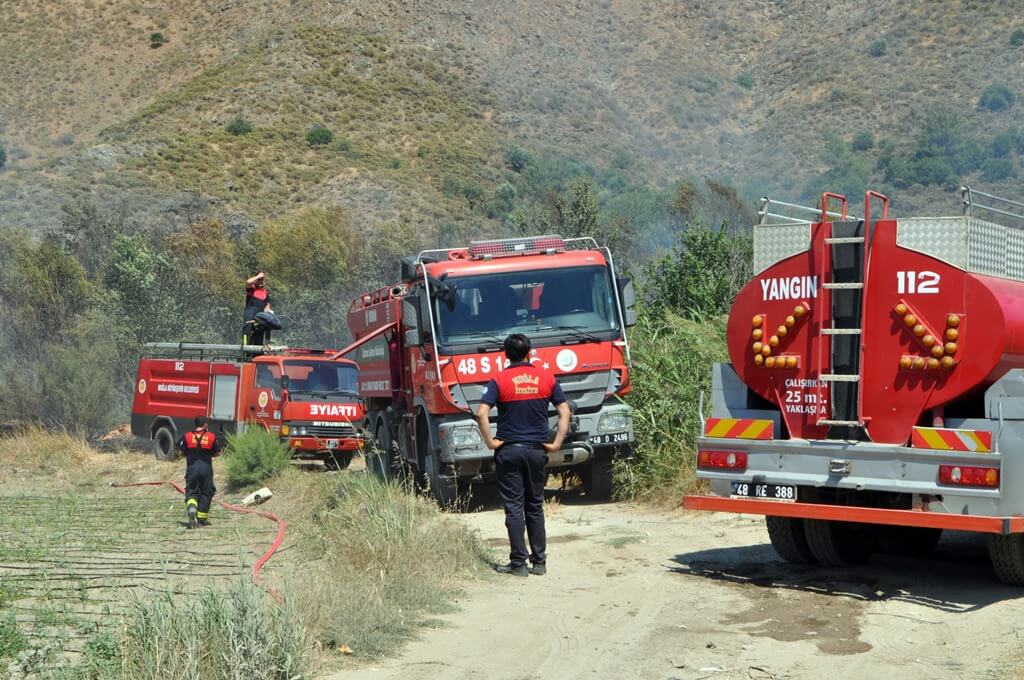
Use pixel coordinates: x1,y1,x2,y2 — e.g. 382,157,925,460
896,218,968,269
968,218,1007,278
897,216,1024,282
752,222,811,274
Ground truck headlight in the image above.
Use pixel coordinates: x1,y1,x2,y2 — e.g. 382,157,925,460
449,427,483,450
294,426,307,436
280,425,290,436
599,412,629,432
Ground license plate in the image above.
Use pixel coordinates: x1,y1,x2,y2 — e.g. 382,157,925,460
730,481,797,502
326,439,339,449
588,432,630,446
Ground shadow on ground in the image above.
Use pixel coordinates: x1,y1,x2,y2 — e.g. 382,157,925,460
670,530,1019,614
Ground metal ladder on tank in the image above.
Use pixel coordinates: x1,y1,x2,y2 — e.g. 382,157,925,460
814,191,888,430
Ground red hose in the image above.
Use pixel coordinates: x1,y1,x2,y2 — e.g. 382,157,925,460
111,480,286,602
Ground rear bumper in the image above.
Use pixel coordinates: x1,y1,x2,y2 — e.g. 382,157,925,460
682,496,1024,534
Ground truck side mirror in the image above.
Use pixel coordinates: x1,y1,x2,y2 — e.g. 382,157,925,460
617,276,638,327
280,374,289,391
400,256,418,282
402,297,422,347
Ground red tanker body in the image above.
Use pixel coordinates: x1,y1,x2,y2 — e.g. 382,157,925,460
341,235,637,504
131,343,364,468
685,188,1024,585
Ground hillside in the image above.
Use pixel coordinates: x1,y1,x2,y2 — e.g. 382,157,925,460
2,0,1024,236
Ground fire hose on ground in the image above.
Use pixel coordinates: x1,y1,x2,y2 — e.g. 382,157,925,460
110,480,287,602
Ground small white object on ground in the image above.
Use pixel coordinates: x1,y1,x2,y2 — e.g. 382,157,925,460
241,487,273,506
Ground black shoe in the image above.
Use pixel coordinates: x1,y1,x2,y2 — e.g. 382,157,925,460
495,563,528,577
187,505,198,530
530,562,546,576
198,518,210,527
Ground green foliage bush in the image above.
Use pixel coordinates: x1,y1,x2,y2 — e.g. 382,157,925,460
868,39,887,57
505,146,532,172
149,32,167,48
1010,28,1024,47
645,221,752,321
224,427,293,489
616,314,728,500
0,611,28,659
225,116,253,136
305,125,334,146
979,83,1015,112
0,145,5,169
982,157,1016,181
992,130,1015,157
735,73,753,89
851,130,875,151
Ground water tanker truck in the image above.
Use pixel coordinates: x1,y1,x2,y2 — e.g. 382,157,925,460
337,235,637,505
684,187,1024,584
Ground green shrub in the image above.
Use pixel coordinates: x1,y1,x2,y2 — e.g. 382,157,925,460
305,125,334,146
0,145,6,169
1010,28,1024,47
735,73,754,89
149,32,167,48
0,612,28,659
121,579,308,680
616,313,728,501
868,39,887,57
416,145,426,158
223,427,293,489
980,83,1015,112
225,116,253,136
992,130,1015,158
982,157,1016,181
645,221,752,321
388,157,402,169
851,130,875,151
505,146,532,172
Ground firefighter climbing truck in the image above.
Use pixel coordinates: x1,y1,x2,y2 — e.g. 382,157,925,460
340,235,637,504
683,187,1024,584
131,343,364,469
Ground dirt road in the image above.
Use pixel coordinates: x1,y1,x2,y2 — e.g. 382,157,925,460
329,496,1024,680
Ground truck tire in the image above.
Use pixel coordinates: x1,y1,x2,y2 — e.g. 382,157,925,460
153,426,177,461
988,534,1024,585
366,414,394,482
802,519,874,566
424,449,470,508
324,452,352,471
765,516,815,564
878,526,942,557
579,455,614,500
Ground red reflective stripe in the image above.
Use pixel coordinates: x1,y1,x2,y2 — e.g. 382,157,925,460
937,429,963,450
723,420,750,438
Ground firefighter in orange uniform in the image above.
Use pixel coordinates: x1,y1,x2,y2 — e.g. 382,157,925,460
176,416,222,529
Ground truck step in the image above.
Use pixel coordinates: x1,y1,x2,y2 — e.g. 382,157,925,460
821,328,862,335
822,282,864,290
824,237,865,245
820,373,860,382
817,419,862,427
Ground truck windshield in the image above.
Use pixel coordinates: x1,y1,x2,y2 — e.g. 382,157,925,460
433,265,618,345
257,361,359,396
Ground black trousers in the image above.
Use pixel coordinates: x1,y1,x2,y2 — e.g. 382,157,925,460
185,461,216,517
244,323,269,346
495,444,547,566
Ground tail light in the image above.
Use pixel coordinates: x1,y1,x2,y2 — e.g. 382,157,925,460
938,465,999,488
698,450,748,470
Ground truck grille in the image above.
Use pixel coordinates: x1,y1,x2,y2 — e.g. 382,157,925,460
304,423,357,438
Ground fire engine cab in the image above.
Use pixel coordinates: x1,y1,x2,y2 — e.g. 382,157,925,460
131,343,364,469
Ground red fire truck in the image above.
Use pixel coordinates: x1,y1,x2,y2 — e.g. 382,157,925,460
131,343,364,468
339,235,637,504
685,187,1024,584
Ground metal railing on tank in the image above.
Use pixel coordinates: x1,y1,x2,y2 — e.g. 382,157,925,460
757,196,862,225
961,186,1024,226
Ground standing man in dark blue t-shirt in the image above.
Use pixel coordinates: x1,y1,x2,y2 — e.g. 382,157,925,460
477,334,571,577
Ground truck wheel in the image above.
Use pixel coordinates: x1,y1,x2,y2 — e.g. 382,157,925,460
367,417,394,482
424,450,469,509
765,516,815,564
802,519,874,566
325,452,352,471
988,534,1024,585
153,427,176,461
878,526,943,557
579,456,614,500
